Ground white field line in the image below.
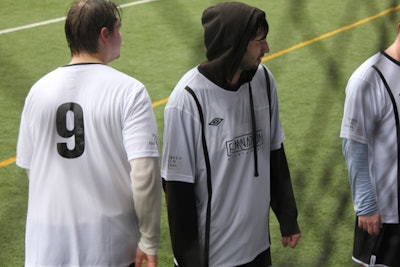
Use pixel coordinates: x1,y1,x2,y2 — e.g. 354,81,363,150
0,0,157,35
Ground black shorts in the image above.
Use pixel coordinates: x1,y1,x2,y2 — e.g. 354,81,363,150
173,248,271,267
353,217,400,266
236,248,271,267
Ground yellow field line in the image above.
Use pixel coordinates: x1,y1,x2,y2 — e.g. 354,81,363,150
0,156,16,167
1,5,399,168
151,4,400,110
152,98,169,108
262,5,400,62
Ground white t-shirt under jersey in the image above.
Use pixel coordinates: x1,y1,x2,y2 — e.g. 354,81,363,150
17,64,159,267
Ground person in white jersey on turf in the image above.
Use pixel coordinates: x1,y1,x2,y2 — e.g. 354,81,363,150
16,0,161,266
161,2,301,267
341,23,400,266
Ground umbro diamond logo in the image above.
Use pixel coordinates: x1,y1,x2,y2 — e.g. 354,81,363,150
209,118,223,126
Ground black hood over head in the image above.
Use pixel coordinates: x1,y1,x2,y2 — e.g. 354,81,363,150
198,2,268,91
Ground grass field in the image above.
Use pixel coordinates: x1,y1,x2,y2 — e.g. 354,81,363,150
1,0,400,266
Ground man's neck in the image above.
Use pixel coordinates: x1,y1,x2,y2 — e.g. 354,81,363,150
230,69,242,88
385,39,400,62
69,53,105,65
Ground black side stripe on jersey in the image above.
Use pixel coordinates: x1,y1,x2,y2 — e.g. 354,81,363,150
248,83,259,177
372,65,400,221
184,85,212,267
249,67,271,177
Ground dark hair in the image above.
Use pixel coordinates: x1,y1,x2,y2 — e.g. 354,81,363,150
252,15,269,40
65,0,121,55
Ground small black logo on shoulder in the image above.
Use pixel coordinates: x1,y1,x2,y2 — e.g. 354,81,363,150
209,118,223,126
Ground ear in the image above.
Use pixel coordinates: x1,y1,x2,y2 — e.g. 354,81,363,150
99,27,109,44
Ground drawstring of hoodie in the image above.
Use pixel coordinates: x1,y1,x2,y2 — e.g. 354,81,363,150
248,82,259,177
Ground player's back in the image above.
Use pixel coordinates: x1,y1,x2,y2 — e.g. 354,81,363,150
18,63,145,266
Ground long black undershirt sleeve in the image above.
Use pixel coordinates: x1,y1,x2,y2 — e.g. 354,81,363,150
270,144,301,236
163,179,202,267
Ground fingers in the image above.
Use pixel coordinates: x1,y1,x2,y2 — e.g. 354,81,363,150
144,255,158,267
358,214,382,235
282,236,289,247
135,254,143,267
135,247,158,267
282,233,301,248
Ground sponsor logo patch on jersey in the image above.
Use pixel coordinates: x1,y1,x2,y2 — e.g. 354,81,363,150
209,118,223,126
225,130,264,157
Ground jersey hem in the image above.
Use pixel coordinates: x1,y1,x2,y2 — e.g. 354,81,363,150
352,256,390,267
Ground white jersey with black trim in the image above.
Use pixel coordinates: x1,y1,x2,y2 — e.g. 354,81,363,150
161,65,284,266
340,52,400,223
16,63,159,266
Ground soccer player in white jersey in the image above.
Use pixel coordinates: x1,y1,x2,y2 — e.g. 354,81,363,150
161,2,301,267
341,23,400,266
16,0,161,266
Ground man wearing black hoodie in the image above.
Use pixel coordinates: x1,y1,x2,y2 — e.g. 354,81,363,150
161,2,301,267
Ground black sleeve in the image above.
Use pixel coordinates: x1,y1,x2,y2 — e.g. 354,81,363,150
163,179,202,267
270,144,301,236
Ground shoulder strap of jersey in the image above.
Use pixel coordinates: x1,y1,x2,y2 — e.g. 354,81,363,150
262,65,272,123
372,65,400,221
184,85,211,267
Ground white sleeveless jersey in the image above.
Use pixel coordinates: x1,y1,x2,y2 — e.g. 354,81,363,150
340,52,400,223
16,64,159,266
161,65,284,266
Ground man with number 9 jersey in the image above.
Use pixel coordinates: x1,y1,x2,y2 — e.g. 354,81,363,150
16,0,161,266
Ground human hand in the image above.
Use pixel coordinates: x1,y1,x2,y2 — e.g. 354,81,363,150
135,247,158,267
282,233,301,248
358,213,382,235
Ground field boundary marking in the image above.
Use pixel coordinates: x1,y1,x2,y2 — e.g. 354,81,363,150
263,4,400,61
1,5,399,168
0,0,157,35
152,4,400,109
0,156,16,167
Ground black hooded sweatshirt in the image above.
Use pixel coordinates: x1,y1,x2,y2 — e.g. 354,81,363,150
198,2,265,90
163,2,300,267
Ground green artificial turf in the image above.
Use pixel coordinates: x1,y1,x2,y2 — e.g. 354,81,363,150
1,0,399,266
